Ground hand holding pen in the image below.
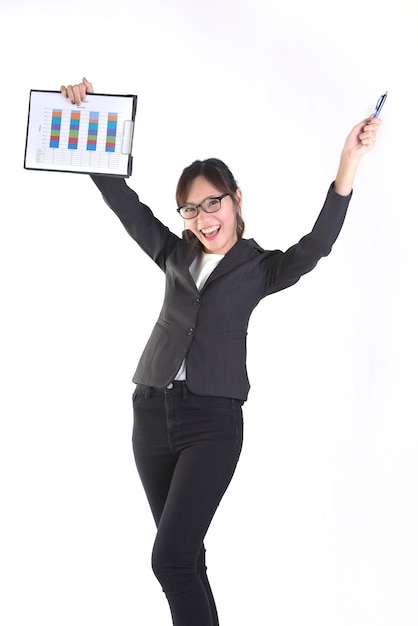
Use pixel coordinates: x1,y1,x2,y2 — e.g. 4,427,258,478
334,91,386,195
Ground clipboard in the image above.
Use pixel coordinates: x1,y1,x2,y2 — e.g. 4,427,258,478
24,90,137,177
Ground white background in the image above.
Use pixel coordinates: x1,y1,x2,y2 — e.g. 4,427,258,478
1,0,417,624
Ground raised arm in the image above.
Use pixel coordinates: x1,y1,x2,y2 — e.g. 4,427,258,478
263,114,383,294
60,78,180,270
334,116,382,196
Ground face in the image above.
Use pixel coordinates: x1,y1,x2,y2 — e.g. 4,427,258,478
184,175,242,255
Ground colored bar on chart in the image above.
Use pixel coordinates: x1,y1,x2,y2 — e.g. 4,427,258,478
87,111,99,151
50,109,62,148
105,113,118,152
68,110,81,150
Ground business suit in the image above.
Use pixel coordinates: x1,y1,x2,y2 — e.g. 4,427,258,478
91,175,351,401
90,174,353,626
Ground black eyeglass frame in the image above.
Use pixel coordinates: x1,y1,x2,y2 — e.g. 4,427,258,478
177,193,230,219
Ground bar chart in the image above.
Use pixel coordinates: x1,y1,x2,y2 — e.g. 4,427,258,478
42,107,120,169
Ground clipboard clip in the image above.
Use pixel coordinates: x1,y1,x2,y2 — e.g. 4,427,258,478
122,120,135,155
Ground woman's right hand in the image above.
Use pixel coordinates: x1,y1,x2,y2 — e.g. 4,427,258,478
60,78,94,105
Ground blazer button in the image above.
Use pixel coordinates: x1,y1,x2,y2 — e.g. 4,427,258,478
187,327,194,336
193,298,201,306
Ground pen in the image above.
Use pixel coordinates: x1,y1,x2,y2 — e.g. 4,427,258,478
374,91,388,117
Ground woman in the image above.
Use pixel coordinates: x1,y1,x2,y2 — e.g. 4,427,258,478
61,78,381,626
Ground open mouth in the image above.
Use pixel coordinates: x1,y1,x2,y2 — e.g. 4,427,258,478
201,225,221,240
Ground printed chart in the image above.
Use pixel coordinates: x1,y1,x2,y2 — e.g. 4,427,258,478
24,91,137,177
45,107,120,168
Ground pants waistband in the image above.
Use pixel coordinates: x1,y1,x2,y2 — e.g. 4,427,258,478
139,380,188,399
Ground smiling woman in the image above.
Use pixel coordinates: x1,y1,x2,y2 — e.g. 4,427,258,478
179,175,242,254
176,158,245,253
57,77,382,626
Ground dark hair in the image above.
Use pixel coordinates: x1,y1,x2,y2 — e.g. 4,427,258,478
176,158,245,248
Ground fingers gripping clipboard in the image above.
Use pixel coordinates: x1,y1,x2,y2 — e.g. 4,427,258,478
24,90,137,177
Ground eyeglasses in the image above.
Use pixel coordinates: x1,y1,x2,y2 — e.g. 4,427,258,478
177,193,230,219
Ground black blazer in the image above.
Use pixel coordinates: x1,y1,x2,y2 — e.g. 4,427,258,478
91,176,351,401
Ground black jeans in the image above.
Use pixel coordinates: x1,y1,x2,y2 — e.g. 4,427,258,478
132,381,244,626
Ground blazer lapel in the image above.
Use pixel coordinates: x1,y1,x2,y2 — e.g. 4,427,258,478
200,239,255,292
178,244,200,291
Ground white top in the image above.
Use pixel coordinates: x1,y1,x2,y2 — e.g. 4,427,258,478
174,251,224,381
189,251,224,290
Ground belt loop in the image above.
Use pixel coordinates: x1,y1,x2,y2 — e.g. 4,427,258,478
144,385,151,399
182,381,188,400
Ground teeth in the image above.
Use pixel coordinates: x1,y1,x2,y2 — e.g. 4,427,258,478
201,226,220,235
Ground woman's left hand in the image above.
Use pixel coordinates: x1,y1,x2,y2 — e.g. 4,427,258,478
334,116,383,196
342,116,382,160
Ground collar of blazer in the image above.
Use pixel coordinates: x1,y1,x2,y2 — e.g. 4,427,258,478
180,238,265,292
